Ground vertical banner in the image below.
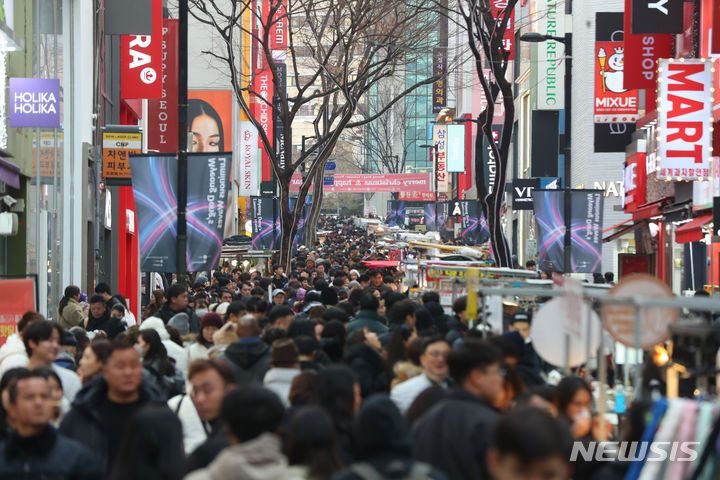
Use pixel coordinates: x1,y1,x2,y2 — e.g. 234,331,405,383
446,124,466,173
269,0,288,56
424,203,437,231
630,0,683,34
483,126,503,194
238,121,259,196
148,19,179,153
130,155,178,272
273,62,287,171
532,190,604,273
460,200,489,246
250,196,278,250
623,152,647,213
120,0,163,99
656,59,713,181
0,279,36,347
186,153,231,272
536,0,564,110
432,47,447,113
188,90,233,152
386,201,406,228
253,69,274,182
436,201,450,230
432,124,449,194
102,132,142,186
623,0,672,90
491,0,515,60
594,13,639,123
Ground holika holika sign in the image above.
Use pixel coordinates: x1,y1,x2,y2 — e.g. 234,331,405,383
9,78,61,128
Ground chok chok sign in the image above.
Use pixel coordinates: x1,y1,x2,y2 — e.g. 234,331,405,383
657,59,714,181
9,78,61,128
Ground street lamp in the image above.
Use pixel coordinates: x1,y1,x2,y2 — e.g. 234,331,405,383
419,144,439,200
520,31,573,273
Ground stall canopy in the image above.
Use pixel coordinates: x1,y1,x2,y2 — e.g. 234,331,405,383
675,214,712,244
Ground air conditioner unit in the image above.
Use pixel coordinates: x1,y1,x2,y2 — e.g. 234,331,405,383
0,212,18,236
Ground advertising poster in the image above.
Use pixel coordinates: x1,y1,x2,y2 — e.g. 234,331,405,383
460,200,490,246
290,173,432,193
32,131,62,184
386,201,406,228
594,13,639,123
188,90,233,153
0,278,36,347
532,190,604,273
406,202,426,232
436,201,450,230
130,154,178,272
250,196,277,250
186,153,231,272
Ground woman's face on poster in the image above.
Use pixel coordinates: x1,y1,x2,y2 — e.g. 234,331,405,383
190,113,221,152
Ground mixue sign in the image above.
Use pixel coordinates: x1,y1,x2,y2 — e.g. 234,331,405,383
9,78,60,128
657,60,713,181
120,0,162,99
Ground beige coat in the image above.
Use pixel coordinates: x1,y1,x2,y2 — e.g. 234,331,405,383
58,298,86,330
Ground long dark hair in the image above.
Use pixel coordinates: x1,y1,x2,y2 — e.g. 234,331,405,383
188,98,225,151
556,376,592,416
108,406,185,480
284,407,344,479
59,285,80,315
138,330,174,376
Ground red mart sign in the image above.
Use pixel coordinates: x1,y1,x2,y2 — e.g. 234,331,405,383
121,0,162,99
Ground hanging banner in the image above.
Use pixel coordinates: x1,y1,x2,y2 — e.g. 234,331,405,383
0,278,36,347
186,153,231,272
656,59,713,181
250,196,278,250
386,201,406,228
269,0,287,56
130,155,178,272
460,200,490,246
622,0,672,90
273,62,287,170
491,0,515,61
536,0,564,110
238,121,259,196
532,190,604,273
405,203,427,232
447,124,466,173
594,13,639,123
512,178,540,210
432,47,447,114
102,132,143,186
148,19,179,153
120,0,163,99
432,124,449,193
290,173,432,193
188,90,233,153
437,201,450,231
291,200,310,251
630,0,683,34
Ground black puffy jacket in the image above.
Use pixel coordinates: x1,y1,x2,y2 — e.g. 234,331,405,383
217,338,271,384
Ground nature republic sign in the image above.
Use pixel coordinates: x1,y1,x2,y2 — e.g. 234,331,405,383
9,78,61,128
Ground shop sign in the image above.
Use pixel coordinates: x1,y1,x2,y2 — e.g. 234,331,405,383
9,78,60,128
120,0,162,99
623,0,672,90
536,0,564,110
103,132,142,186
433,124,450,193
630,0,683,34
657,59,713,181
623,152,647,213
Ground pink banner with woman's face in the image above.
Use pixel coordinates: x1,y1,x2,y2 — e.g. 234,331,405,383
290,173,433,193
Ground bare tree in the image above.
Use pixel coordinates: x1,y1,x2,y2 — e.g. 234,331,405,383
457,0,517,268
188,0,443,268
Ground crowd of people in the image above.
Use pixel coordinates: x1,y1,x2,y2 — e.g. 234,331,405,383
0,217,644,479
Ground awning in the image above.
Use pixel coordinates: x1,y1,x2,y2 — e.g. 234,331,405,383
361,260,399,269
603,220,647,243
675,214,712,244
0,157,20,189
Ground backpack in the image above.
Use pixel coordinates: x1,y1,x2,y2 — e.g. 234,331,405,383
349,461,434,480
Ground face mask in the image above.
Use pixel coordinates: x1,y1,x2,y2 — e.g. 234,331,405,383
134,345,144,359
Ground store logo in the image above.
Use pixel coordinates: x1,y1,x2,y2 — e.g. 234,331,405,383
9,78,60,128
571,441,699,462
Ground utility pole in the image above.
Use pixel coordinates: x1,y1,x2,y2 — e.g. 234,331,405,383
176,0,189,284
